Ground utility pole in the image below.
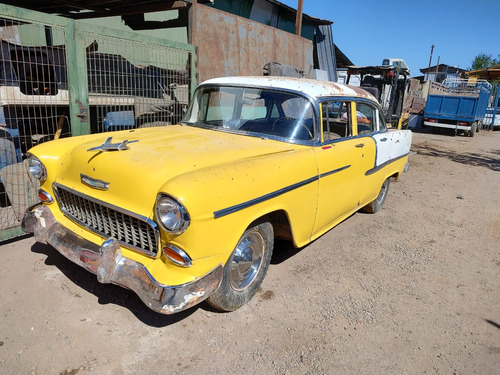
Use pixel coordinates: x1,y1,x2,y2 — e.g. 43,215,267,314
426,44,434,81
434,56,440,82
295,0,304,36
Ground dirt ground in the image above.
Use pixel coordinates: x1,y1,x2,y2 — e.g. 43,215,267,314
1,129,499,375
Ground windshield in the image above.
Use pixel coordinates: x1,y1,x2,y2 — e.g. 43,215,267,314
181,86,315,141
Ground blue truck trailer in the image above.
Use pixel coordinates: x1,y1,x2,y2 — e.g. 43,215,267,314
423,79,491,137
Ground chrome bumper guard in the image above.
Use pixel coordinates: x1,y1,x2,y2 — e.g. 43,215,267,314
22,205,223,315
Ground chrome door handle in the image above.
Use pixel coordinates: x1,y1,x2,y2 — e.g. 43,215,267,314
355,143,365,148
380,138,387,142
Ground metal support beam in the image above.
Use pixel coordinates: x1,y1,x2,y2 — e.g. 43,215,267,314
68,1,187,19
188,0,198,92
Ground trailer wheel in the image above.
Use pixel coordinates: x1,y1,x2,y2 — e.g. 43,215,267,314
468,122,477,137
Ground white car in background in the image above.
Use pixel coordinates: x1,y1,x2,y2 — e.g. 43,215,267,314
382,58,411,77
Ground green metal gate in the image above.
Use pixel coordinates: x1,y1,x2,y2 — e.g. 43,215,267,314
0,4,196,241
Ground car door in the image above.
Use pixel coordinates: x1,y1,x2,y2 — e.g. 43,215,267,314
353,101,386,205
312,100,376,237
355,101,412,207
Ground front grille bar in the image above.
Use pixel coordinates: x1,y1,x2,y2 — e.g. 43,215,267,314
53,183,159,257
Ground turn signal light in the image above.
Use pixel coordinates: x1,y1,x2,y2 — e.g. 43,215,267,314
163,245,192,267
38,189,54,204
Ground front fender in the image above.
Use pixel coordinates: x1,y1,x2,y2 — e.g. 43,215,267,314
161,147,319,262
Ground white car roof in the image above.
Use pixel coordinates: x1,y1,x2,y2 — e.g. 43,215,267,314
201,76,377,102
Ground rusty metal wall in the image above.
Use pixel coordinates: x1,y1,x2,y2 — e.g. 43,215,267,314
194,5,314,83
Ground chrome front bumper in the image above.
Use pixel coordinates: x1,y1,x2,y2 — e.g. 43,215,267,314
22,205,223,315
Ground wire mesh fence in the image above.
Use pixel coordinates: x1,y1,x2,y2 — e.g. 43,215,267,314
83,33,191,134
0,14,193,235
1,17,69,231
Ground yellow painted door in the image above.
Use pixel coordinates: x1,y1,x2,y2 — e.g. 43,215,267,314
312,138,374,235
311,100,376,236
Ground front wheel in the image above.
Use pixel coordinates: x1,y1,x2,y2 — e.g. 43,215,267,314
207,222,274,312
362,178,391,213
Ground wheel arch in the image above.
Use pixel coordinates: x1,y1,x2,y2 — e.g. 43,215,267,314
390,171,400,180
248,209,294,243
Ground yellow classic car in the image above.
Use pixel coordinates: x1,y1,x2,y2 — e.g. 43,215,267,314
23,76,412,314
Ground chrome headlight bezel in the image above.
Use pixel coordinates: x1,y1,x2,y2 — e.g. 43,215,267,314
27,154,47,182
155,194,190,234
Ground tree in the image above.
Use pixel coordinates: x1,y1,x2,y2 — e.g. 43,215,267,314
468,53,499,71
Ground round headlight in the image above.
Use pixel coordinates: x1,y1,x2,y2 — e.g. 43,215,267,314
156,195,190,233
28,155,47,181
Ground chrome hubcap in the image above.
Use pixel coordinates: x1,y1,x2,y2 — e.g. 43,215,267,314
229,230,265,291
378,179,388,203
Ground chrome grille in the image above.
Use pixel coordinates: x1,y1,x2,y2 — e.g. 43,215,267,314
53,183,158,256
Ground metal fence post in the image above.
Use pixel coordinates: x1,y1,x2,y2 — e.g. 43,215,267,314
66,22,90,136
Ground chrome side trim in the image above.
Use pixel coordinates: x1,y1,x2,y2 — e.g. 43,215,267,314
213,175,318,219
365,153,409,176
318,165,351,179
213,164,351,219
52,182,160,257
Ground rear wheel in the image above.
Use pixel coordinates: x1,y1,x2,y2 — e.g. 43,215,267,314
468,122,477,137
207,222,274,312
362,178,390,213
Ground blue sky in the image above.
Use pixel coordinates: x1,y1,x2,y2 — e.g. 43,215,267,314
278,0,500,77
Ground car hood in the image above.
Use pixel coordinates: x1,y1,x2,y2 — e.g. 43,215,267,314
53,125,297,216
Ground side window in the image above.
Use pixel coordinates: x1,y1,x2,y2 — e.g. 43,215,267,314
321,101,351,141
270,103,280,118
355,102,377,134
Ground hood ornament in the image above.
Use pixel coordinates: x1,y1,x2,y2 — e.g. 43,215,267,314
87,137,138,152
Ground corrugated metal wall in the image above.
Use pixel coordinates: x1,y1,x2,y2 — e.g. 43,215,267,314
315,25,337,82
194,5,314,82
